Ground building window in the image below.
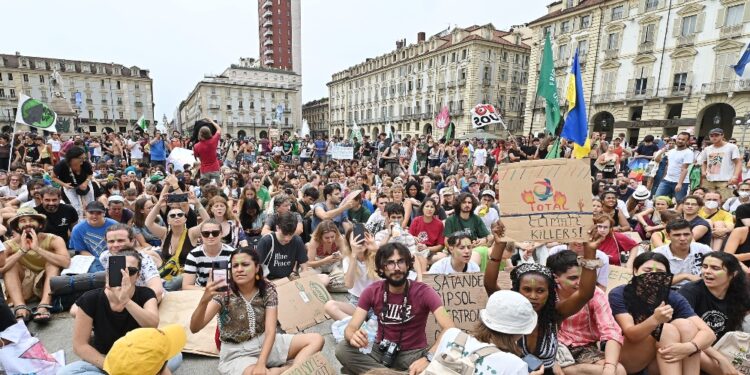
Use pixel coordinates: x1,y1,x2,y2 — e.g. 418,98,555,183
566,0,575,8
681,15,697,36
726,4,744,26
119,112,124,119
542,26,552,37
101,79,105,88
645,0,659,12
7,73,13,81
607,33,619,50
462,49,467,59
9,89,15,98
560,20,570,33
634,78,648,95
611,5,624,20
578,39,589,55
22,74,29,83
0,89,4,98
558,44,569,60
643,24,656,43
88,110,94,118
39,74,44,83
580,15,591,29
673,73,688,91
104,111,109,119
116,81,121,90
135,83,140,89
238,100,243,109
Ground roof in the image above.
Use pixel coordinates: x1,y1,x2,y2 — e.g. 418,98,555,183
528,0,607,26
0,53,150,78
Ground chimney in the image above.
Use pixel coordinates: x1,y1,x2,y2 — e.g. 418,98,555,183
396,40,403,49
417,32,426,43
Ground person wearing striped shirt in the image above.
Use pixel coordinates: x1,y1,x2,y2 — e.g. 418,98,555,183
547,250,626,375
182,219,236,289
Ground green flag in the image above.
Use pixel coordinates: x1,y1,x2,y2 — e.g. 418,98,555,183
537,33,561,135
135,116,147,132
545,137,561,159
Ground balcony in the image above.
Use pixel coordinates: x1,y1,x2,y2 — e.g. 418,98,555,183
677,34,695,47
264,58,275,65
135,102,143,107
604,49,619,60
592,92,626,104
264,39,273,47
264,49,274,56
263,0,272,8
263,10,272,18
554,59,568,69
657,85,692,98
638,42,654,54
264,29,273,37
720,24,743,40
208,105,220,110
263,19,273,28
626,89,654,100
701,79,750,94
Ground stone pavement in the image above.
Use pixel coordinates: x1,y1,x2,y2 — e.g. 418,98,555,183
35,293,349,374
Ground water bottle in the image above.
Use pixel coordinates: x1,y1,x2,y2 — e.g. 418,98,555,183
360,318,378,354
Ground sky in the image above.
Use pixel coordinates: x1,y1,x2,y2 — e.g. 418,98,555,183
1,0,551,122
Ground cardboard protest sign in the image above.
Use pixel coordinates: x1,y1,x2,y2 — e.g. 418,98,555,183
470,104,505,129
607,265,633,292
331,146,354,160
497,159,594,242
275,274,331,333
158,291,218,357
281,352,336,375
424,273,488,345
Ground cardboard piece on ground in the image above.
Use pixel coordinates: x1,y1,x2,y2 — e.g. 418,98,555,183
607,265,633,292
497,159,594,242
424,273,488,345
158,290,218,357
281,352,336,375
274,274,331,333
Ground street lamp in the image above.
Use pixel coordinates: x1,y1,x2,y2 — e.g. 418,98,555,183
734,116,750,153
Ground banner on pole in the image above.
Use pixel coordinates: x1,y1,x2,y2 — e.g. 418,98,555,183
497,159,594,242
15,95,57,132
470,104,504,129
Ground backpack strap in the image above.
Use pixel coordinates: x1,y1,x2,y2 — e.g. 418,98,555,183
449,331,470,351
469,345,500,360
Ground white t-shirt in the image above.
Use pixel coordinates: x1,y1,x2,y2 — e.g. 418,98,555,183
428,257,480,274
342,256,375,297
475,206,500,232
664,148,694,183
697,143,740,182
653,242,713,287
47,139,61,152
435,328,528,375
129,140,143,159
473,148,488,167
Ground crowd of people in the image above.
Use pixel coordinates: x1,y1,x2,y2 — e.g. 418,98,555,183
0,118,745,375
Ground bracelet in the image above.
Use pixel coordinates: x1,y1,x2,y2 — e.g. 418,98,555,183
689,341,700,356
603,362,616,367
489,256,502,262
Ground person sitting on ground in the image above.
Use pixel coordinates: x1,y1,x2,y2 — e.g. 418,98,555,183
608,252,716,375
374,203,425,280
311,182,356,234
427,233,480,274
336,243,455,375
69,201,118,272
182,219,236,289
100,225,165,302
102,324,186,375
548,241,611,291
189,246,324,375
261,194,303,236
408,198,446,266
547,250,627,375
305,220,349,292
682,195,713,247
698,190,734,251
443,193,493,248
58,250,181,375
592,214,640,270
433,290,544,375
653,219,713,288
0,207,70,323
34,186,78,245
255,212,308,280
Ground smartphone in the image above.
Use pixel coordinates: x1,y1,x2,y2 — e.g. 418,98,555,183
353,223,367,242
108,255,126,287
212,260,229,292
167,193,188,203
522,354,544,372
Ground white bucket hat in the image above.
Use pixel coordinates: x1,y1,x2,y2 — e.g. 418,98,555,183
632,185,651,201
479,290,537,335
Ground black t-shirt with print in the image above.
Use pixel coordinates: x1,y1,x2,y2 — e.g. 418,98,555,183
678,280,730,340
256,233,308,280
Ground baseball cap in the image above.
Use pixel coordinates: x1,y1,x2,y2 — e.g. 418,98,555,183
480,290,537,335
481,190,496,199
468,178,479,186
709,128,724,135
85,201,106,213
103,324,186,375
439,187,454,196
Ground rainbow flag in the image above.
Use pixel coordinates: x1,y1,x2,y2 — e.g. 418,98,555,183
628,158,650,181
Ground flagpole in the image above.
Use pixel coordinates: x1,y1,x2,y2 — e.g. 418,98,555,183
7,122,16,171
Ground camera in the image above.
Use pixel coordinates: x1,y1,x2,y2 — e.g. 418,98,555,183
378,339,400,368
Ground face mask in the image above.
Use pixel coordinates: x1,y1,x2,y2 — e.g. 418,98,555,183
111,190,121,196
740,191,750,199
704,201,719,210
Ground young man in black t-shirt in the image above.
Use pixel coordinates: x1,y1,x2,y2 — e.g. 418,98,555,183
34,186,78,244
255,212,308,280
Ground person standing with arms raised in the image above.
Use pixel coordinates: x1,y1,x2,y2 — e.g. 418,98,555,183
193,119,222,183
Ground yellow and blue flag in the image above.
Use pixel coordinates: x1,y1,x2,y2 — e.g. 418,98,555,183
561,49,588,147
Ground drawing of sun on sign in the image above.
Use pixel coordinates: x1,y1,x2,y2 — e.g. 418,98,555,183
498,159,593,242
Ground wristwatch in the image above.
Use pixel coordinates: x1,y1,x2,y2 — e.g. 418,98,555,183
577,256,604,270
424,352,434,362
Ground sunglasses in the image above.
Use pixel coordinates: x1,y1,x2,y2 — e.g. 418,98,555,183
201,229,222,238
168,212,185,219
127,266,139,276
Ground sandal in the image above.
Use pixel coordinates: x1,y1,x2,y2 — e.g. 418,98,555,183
32,304,52,323
13,305,32,323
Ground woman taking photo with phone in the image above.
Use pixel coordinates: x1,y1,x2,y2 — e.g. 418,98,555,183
189,247,324,375
305,220,350,292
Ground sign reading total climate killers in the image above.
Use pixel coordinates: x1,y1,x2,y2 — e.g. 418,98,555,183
496,159,594,242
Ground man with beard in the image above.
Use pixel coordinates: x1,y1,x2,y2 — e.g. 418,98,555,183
311,183,356,234
443,193,492,248
0,207,70,322
336,243,454,374
654,132,694,202
439,188,455,217
34,186,78,244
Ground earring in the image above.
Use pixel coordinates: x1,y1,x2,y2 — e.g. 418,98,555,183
255,274,260,280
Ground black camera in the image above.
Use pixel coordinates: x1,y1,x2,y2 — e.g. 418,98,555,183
378,339,400,368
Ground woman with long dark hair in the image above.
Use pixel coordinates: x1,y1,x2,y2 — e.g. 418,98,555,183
51,146,94,218
190,247,324,375
609,252,716,375
679,252,750,375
